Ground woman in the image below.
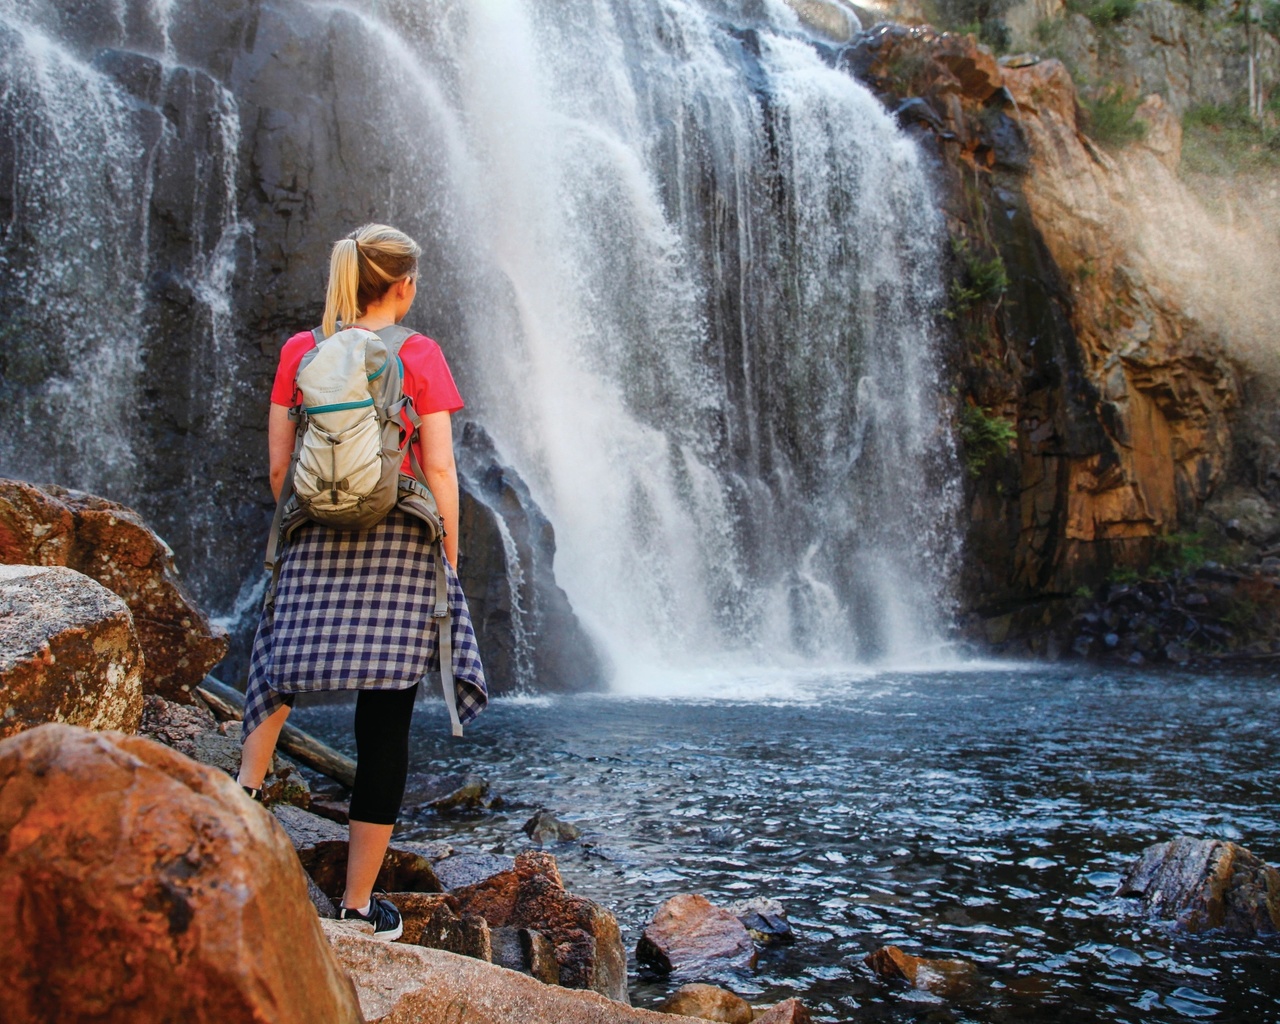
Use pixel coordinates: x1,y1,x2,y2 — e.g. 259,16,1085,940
237,223,487,939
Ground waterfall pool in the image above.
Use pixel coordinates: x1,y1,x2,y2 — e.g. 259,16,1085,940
291,665,1280,1023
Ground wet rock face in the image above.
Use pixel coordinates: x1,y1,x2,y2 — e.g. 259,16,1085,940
1064,566,1280,666
636,893,757,980
1117,837,1280,937
456,422,608,694
0,724,362,1023
1039,2,1280,117
0,481,228,702
0,564,144,739
847,29,1242,615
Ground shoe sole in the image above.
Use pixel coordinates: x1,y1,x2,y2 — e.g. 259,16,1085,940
371,922,403,942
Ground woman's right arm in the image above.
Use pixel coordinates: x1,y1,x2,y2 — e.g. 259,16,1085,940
268,403,296,501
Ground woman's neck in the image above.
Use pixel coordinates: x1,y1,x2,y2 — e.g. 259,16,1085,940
353,297,406,331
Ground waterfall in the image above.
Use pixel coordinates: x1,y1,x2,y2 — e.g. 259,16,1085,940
0,0,961,682
335,0,961,671
0,0,248,600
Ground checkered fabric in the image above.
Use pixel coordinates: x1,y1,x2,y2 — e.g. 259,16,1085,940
242,507,487,740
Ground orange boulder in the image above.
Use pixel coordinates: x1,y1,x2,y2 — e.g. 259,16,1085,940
0,724,362,1023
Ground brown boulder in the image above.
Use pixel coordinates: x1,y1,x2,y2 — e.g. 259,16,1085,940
1116,837,1280,936
657,983,753,1022
0,724,361,1023
0,564,143,739
752,999,812,1023
271,803,443,896
637,894,757,979
449,849,629,1002
492,925,562,984
325,919,707,1024
392,891,492,959
435,849,516,892
0,480,227,702
864,945,979,999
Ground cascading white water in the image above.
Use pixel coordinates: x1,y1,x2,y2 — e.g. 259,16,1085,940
0,17,147,494
322,0,961,675
0,0,961,683
0,0,247,577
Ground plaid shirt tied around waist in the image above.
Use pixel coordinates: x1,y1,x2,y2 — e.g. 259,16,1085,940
242,507,487,739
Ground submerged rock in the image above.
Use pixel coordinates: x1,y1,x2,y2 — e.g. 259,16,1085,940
1116,837,1280,936
657,982,754,1023
637,894,757,979
402,771,488,812
524,808,583,844
0,564,144,739
725,896,794,945
0,724,361,1022
0,481,227,702
864,945,979,999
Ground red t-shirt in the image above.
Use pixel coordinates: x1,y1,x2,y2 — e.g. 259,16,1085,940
271,329,464,474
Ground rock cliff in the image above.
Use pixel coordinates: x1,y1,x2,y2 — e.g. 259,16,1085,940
847,26,1274,644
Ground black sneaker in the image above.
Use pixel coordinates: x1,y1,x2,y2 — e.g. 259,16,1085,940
338,896,403,941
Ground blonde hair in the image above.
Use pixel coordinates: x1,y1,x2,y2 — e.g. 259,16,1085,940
322,223,422,335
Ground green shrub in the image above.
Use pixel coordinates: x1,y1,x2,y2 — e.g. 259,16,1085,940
1181,102,1280,175
1154,531,1214,574
1066,0,1137,26
978,17,1012,52
1080,87,1148,149
1265,0,1280,38
947,238,1009,318
959,405,1017,476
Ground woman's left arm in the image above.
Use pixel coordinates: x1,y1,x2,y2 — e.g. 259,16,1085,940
418,410,460,568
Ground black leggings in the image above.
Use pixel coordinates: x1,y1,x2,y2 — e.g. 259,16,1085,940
348,685,418,826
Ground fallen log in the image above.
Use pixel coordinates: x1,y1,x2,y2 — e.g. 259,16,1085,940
197,676,357,788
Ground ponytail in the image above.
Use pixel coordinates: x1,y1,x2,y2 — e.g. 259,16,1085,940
322,238,361,336
321,224,422,335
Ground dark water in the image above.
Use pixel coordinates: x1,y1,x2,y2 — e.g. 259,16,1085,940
291,665,1280,1022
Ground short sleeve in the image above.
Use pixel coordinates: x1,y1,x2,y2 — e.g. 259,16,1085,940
401,334,464,415
271,331,317,406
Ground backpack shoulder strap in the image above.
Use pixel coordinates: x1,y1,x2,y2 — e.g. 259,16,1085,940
377,325,461,735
